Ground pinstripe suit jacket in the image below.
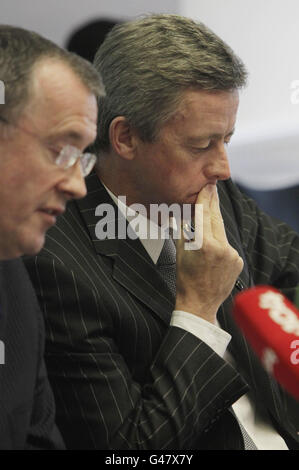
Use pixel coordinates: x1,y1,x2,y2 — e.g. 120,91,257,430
24,174,299,450
0,258,64,449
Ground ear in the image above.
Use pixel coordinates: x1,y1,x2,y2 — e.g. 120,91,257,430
109,116,138,160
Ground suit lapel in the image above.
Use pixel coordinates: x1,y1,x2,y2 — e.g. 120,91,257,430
76,173,174,326
217,181,286,425
217,182,261,381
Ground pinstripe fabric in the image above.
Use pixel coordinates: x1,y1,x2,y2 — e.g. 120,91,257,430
24,174,299,450
0,259,64,449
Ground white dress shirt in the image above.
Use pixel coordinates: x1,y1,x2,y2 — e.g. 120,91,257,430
104,184,288,450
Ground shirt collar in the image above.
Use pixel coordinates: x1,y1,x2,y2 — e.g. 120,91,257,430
103,183,166,264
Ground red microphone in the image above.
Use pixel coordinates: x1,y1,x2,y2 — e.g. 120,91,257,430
233,286,299,400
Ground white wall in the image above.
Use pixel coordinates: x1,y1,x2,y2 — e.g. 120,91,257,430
1,0,179,46
180,0,299,189
2,0,299,189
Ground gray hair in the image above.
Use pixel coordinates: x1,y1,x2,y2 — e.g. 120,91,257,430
93,14,248,153
0,25,105,127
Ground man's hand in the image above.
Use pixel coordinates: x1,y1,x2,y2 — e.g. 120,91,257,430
175,184,244,324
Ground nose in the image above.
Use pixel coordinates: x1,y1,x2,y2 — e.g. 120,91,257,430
203,145,231,182
56,160,87,200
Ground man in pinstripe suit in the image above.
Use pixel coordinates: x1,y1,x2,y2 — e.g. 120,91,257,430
0,26,101,449
25,15,299,449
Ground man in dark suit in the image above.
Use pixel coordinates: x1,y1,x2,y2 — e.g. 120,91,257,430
25,15,299,450
0,25,102,449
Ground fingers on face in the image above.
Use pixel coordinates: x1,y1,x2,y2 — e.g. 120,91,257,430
178,184,229,251
195,184,227,243
209,185,228,242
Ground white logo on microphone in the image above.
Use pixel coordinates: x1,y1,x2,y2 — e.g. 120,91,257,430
259,291,299,336
290,340,299,365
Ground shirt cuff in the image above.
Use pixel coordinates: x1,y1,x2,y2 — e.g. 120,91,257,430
170,310,232,358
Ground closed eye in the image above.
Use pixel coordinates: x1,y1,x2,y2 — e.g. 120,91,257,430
189,132,233,153
191,143,212,152
47,146,63,163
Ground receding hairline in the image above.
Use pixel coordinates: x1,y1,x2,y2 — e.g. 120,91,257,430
16,56,98,123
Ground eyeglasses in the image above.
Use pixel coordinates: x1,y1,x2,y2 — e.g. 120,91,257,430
0,116,97,177
54,144,96,177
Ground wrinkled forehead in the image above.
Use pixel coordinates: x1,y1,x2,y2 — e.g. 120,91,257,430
164,88,239,135
175,88,239,115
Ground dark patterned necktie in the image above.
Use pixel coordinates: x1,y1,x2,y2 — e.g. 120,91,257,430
229,408,257,450
239,420,257,450
157,238,176,300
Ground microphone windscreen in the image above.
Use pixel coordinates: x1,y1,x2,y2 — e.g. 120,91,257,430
233,286,299,400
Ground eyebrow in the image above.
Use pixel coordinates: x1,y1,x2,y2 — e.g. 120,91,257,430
47,130,95,147
63,131,86,143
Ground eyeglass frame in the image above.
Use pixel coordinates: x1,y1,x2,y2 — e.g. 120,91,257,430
0,115,97,177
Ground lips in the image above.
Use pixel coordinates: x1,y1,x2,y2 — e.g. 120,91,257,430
39,206,65,217
38,206,65,227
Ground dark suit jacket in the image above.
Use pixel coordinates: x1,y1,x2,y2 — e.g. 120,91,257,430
0,258,64,449
24,174,299,450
